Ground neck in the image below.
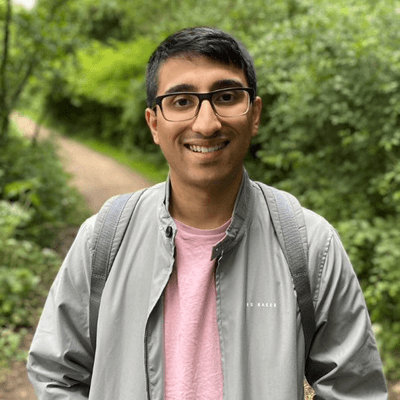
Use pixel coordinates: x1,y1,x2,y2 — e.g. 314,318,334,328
169,172,243,230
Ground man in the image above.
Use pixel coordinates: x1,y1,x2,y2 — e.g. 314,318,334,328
27,27,388,399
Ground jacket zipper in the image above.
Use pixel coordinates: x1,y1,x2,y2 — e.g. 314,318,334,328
215,254,225,399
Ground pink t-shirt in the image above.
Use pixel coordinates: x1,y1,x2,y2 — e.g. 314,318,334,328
163,218,231,400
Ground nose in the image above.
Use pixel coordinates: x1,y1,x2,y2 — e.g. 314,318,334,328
191,100,222,136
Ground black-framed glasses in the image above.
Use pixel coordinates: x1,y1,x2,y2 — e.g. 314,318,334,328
154,87,255,122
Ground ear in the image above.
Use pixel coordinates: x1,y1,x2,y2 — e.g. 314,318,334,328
251,96,263,138
145,108,160,145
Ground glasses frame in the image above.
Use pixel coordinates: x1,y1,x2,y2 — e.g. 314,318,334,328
154,87,255,122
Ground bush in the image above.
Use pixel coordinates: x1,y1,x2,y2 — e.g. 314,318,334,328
252,2,400,218
0,201,61,328
337,217,400,379
0,124,87,247
0,125,86,371
0,200,62,371
0,329,27,374
0,267,40,327
44,37,165,165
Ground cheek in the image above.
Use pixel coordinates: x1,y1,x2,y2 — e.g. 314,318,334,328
156,136,172,156
154,127,182,157
157,123,187,148
238,120,256,142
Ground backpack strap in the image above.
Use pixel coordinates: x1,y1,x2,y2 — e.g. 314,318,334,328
89,190,144,352
257,183,316,359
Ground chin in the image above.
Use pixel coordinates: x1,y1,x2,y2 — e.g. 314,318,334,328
188,168,241,189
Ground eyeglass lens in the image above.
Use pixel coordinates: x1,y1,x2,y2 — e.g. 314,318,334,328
161,89,250,122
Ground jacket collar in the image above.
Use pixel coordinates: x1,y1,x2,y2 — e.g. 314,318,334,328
211,169,252,259
158,169,253,258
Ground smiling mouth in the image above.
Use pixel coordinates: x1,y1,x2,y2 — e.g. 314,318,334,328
186,141,229,154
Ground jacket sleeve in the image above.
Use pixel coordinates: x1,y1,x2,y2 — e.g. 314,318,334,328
27,216,97,399
306,227,388,399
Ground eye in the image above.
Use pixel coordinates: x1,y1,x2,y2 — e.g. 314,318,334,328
214,90,239,104
170,94,197,109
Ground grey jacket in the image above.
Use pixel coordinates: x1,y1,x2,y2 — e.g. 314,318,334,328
27,172,388,399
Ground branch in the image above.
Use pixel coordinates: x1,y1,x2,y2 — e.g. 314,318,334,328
10,56,37,110
9,0,70,110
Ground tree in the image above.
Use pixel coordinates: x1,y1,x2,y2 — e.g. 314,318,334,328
0,0,82,144
0,0,14,145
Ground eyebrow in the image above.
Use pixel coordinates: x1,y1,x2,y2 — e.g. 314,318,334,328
164,84,196,95
211,79,245,91
163,79,245,96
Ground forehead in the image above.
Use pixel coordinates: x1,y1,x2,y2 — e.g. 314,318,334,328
157,55,248,95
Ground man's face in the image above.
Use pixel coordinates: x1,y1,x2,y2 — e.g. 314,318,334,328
145,55,262,190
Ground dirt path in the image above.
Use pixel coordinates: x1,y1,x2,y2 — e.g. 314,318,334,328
13,114,153,212
0,115,153,400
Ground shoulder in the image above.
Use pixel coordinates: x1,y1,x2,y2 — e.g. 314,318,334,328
86,182,165,245
95,181,165,217
250,179,339,275
302,207,335,244
251,179,334,245
252,180,334,239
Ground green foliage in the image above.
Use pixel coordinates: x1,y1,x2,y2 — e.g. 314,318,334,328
0,199,61,326
0,328,27,373
0,126,84,374
0,122,85,371
0,198,31,240
375,322,400,381
0,0,85,143
252,1,400,219
0,124,87,246
338,217,400,379
0,266,39,327
70,38,154,106
0,198,62,371
66,0,183,42
0,0,90,375
70,37,157,152
0,201,61,284
45,36,163,162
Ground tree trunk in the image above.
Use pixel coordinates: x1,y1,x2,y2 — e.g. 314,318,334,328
0,113,10,147
0,0,12,142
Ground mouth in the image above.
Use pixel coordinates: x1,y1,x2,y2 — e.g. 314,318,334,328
185,141,229,154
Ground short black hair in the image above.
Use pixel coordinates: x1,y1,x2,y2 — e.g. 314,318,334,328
146,27,257,109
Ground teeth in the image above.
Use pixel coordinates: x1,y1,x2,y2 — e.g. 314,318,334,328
188,143,226,153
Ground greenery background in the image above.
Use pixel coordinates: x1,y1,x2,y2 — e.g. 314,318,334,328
1,0,399,383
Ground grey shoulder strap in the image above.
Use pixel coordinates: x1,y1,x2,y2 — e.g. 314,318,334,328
257,183,316,359
89,190,143,351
